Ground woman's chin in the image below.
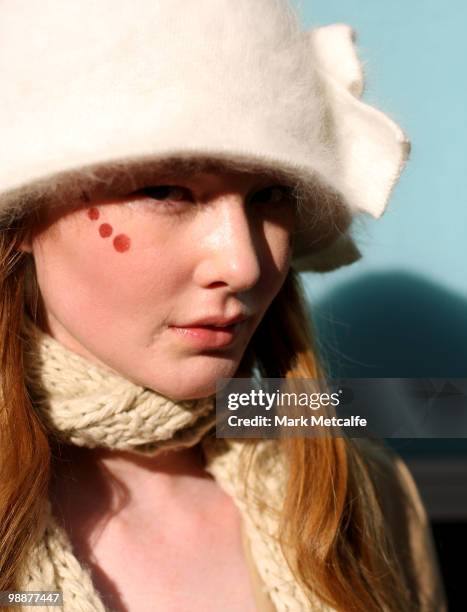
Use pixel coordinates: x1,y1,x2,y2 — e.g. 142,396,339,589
149,383,217,402
141,365,242,401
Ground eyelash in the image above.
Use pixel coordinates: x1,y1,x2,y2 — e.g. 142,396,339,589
133,184,294,210
136,186,191,208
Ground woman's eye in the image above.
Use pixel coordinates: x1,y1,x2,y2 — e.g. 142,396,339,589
251,185,293,205
137,185,190,203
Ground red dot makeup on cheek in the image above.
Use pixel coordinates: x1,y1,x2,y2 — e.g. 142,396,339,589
87,207,100,221
113,234,131,252
99,223,113,238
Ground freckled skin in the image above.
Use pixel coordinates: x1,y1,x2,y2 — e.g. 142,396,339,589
99,223,113,238
113,234,131,252
87,207,100,221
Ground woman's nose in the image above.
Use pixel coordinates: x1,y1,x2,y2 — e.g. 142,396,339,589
193,195,262,292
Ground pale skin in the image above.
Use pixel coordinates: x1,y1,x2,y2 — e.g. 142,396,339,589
19,168,296,611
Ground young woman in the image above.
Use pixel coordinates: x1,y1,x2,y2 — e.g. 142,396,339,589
0,1,446,611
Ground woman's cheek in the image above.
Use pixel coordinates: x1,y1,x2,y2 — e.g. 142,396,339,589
86,206,132,253
83,203,180,258
77,208,177,301
266,225,293,272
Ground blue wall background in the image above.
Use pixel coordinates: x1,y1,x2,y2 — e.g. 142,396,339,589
293,1,467,451
295,0,466,298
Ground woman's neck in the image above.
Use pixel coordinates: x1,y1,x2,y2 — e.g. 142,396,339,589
49,443,216,525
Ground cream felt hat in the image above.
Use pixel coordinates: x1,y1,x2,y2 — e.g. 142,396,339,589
0,0,410,272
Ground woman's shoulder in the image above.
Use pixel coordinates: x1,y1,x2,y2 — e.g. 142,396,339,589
356,439,448,612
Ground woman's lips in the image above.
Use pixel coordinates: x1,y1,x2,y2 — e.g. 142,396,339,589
169,322,243,349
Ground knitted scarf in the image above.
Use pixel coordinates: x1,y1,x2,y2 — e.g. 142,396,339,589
17,317,331,612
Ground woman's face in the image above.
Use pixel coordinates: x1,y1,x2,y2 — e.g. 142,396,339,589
21,168,296,399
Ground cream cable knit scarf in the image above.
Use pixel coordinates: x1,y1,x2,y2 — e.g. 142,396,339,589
18,317,332,612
